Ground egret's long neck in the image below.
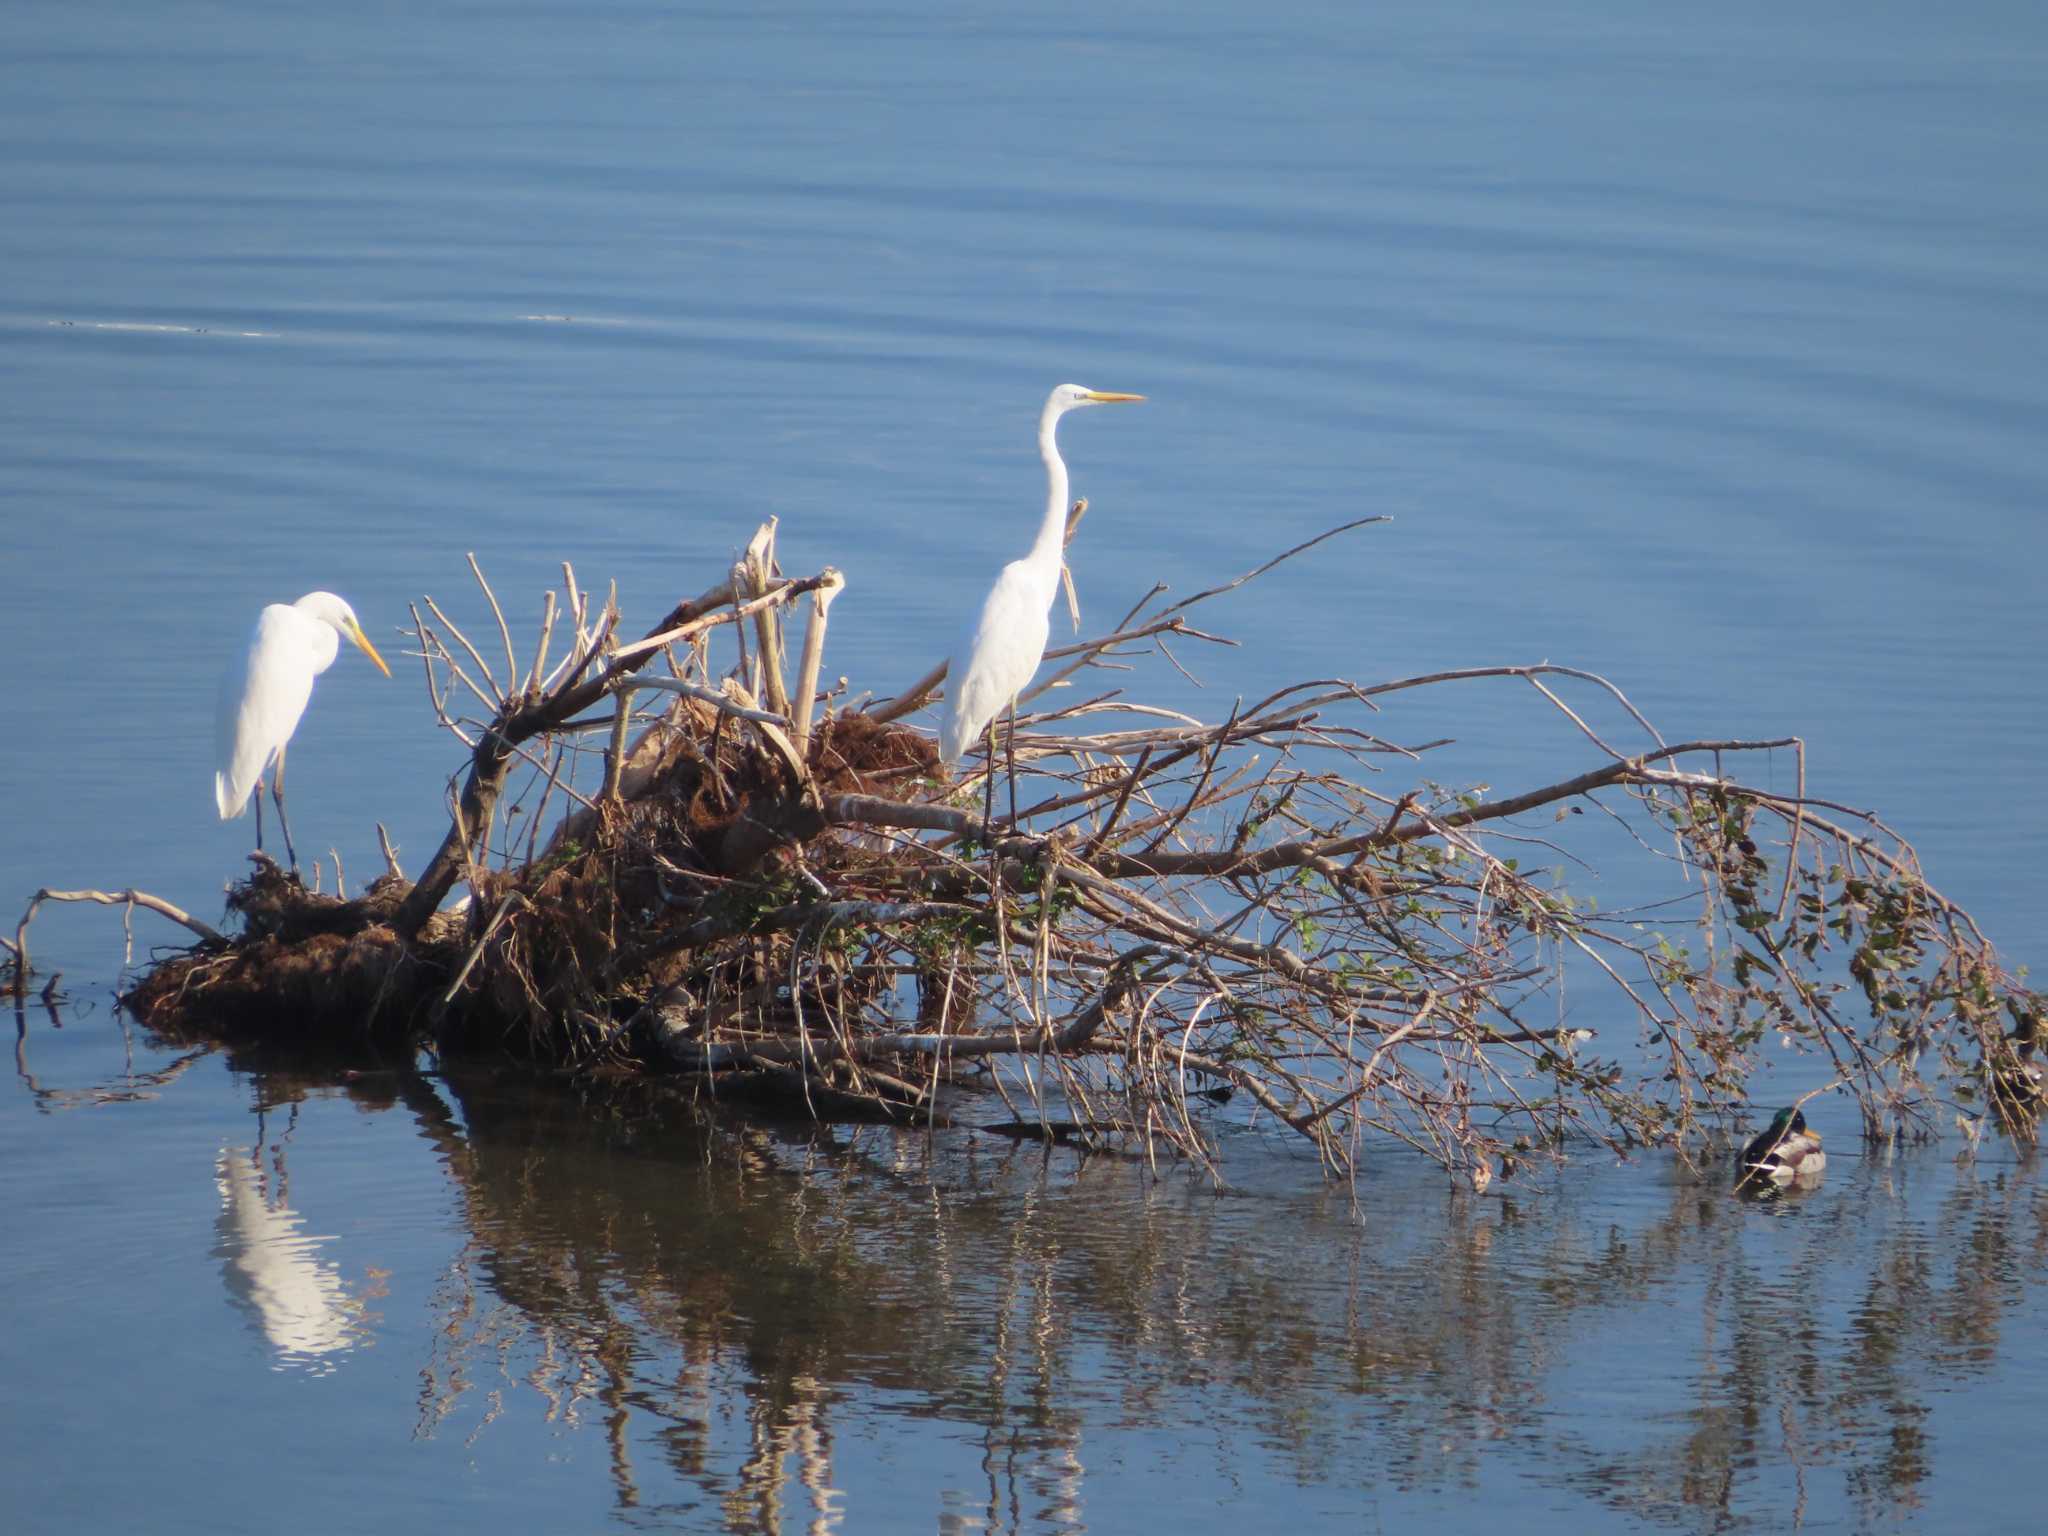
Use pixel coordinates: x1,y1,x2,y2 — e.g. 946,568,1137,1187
1027,403,1071,591
308,623,342,677
293,598,345,676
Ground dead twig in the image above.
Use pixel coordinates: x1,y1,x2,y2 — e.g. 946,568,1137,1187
14,888,223,994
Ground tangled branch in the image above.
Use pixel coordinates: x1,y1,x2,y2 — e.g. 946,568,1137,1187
33,516,2031,1178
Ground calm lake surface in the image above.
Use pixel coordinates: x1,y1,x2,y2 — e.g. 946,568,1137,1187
3,2,2045,1531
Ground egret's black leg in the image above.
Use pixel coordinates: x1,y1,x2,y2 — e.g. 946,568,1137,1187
981,719,997,846
272,745,299,875
1004,699,1021,836
253,777,266,853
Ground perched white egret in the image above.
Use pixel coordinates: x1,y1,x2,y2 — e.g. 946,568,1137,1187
214,591,390,868
939,383,1144,775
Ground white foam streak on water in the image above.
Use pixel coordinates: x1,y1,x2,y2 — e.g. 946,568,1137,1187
43,319,282,338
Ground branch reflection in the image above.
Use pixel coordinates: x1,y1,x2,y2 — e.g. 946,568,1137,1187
313,1069,2047,1532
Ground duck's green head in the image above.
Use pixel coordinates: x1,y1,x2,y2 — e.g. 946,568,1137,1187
1766,1106,1807,1140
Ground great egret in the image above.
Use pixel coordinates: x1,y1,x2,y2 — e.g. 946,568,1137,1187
215,591,390,869
939,384,1145,794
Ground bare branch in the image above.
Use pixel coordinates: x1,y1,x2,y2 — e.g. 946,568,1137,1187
791,568,846,755
14,887,222,992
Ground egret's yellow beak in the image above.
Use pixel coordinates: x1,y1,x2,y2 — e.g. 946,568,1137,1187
348,621,393,678
1083,391,1146,404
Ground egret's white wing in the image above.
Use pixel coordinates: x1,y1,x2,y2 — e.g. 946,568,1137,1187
940,558,1054,764
214,606,318,818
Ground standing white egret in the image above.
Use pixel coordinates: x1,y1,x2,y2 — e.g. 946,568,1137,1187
939,384,1145,802
215,591,391,870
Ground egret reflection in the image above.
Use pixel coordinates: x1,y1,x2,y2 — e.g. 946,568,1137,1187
214,1145,363,1371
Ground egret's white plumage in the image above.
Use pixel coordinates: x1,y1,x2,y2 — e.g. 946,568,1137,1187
214,591,389,824
939,383,1144,766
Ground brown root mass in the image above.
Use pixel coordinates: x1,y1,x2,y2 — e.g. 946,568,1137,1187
134,695,944,1072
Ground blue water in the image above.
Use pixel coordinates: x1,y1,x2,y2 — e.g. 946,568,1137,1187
9,1023,2048,1532
3,1,2046,1530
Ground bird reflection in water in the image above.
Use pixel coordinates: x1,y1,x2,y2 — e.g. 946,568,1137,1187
214,1142,366,1372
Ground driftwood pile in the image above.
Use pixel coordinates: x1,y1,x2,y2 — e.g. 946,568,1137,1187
9,516,2041,1177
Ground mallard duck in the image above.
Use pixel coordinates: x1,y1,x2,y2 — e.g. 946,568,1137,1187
1738,1106,1826,1189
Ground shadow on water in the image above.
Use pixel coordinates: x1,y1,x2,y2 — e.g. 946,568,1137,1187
215,1055,2048,1533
